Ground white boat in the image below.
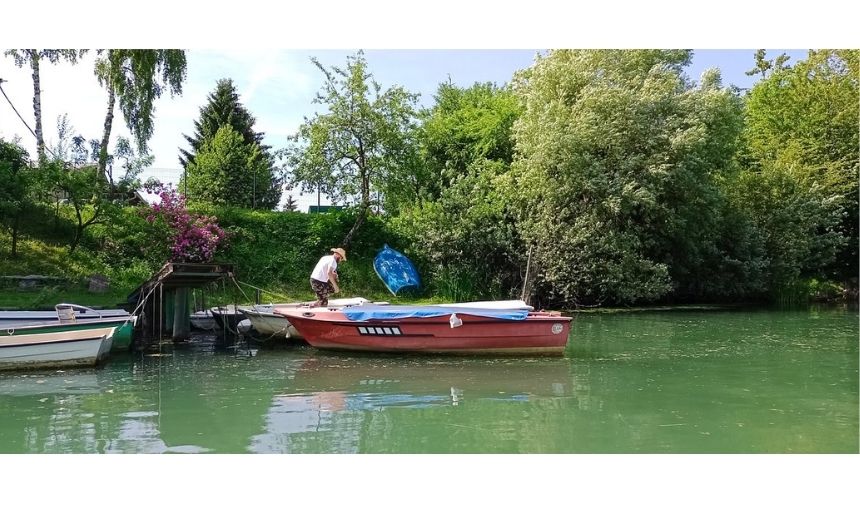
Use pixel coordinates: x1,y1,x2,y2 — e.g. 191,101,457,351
436,300,534,310
190,310,218,331
0,303,129,329
238,298,384,340
210,305,255,332
238,307,302,339
0,327,115,371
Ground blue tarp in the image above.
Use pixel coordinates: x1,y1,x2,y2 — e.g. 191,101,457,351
373,244,421,295
342,305,529,322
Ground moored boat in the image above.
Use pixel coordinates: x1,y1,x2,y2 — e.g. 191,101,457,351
0,327,116,371
1,316,137,351
190,310,217,331
238,298,384,341
274,304,571,355
0,304,136,351
0,304,130,329
238,307,300,339
209,305,252,332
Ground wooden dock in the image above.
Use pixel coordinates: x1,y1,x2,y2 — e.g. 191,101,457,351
127,262,234,349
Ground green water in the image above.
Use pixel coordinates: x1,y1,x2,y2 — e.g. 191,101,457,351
0,307,856,453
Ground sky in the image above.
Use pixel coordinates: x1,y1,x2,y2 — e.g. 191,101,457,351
0,48,810,210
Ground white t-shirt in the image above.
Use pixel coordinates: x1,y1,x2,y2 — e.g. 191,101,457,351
311,254,338,283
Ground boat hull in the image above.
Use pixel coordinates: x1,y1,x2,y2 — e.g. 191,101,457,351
0,308,129,328
238,299,381,341
0,327,115,371
277,310,571,355
190,311,217,331
210,306,250,332
239,310,301,339
1,317,136,351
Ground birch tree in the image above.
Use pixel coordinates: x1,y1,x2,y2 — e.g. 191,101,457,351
94,49,186,179
3,49,86,163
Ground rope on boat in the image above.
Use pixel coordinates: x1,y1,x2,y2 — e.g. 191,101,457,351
228,273,253,303
234,279,292,303
123,282,158,328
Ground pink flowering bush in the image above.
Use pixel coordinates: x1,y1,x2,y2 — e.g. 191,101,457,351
143,182,227,263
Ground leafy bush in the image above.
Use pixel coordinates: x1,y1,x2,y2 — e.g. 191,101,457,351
208,206,397,296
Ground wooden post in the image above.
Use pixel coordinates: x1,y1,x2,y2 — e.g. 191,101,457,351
164,289,175,334
172,287,190,340
158,283,163,341
521,246,533,305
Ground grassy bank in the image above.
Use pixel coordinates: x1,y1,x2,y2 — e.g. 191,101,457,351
3,202,848,311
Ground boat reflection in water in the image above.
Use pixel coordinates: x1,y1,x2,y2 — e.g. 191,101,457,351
0,369,103,397
250,353,577,453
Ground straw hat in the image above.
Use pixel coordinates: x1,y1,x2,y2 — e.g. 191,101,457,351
331,247,347,261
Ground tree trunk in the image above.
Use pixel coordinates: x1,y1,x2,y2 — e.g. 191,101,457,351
98,83,116,179
341,203,369,249
342,160,371,248
29,51,45,163
70,207,83,253
11,214,20,258
70,228,81,253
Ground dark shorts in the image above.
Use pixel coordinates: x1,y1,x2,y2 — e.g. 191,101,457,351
310,278,335,306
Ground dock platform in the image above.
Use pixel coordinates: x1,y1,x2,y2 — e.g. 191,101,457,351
128,262,234,349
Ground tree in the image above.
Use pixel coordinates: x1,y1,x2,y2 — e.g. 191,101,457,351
509,50,746,306
745,49,792,79
285,51,420,247
94,49,186,177
0,138,33,257
54,164,111,253
391,81,525,300
110,136,153,191
419,81,522,199
740,49,858,292
3,49,87,162
283,194,298,212
391,159,521,301
179,78,268,168
181,124,279,209
52,114,151,191
178,79,281,208
41,118,149,252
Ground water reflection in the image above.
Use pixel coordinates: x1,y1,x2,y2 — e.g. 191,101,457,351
0,369,103,397
1,308,855,453
250,354,576,453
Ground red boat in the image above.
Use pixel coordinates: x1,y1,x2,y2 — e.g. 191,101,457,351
274,304,572,355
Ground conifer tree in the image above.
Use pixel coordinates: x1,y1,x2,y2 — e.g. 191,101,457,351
179,79,282,209
179,78,268,168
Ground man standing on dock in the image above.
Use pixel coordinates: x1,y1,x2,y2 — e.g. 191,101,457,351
309,248,347,307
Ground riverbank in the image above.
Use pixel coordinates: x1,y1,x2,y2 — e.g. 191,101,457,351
0,282,457,311
3,205,853,313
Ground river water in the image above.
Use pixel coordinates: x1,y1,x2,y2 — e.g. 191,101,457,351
0,307,856,453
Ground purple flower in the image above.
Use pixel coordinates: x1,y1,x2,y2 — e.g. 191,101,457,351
143,183,227,263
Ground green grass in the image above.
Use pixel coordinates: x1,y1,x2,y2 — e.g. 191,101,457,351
0,286,128,310
195,280,446,308
0,232,454,310
0,230,147,309
2,203,517,310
